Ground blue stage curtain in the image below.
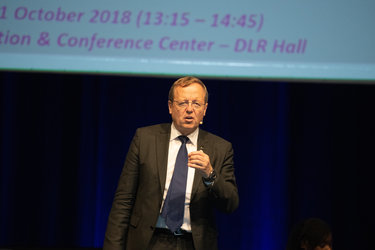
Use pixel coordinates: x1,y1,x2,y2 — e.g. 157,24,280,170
0,72,374,250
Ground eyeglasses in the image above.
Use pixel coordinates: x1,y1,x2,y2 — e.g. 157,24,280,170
172,100,205,109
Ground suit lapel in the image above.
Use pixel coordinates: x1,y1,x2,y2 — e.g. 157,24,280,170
155,125,171,198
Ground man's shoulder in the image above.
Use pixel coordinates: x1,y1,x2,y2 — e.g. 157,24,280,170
199,128,231,145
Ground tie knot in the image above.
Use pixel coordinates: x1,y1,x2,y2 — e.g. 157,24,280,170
178,135,189,144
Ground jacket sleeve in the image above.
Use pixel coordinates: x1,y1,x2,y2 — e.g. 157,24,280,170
208,142,239,213
103,130,140,250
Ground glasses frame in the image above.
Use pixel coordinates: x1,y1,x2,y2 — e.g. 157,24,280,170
171,100,206,110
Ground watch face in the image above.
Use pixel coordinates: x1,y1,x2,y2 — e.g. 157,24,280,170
208,170,216,181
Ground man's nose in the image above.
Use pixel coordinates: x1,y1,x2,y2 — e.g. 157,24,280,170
186,103,194,112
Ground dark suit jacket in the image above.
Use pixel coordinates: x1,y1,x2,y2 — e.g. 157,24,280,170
103,123,239,250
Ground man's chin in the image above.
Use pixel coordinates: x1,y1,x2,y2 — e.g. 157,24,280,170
177,124,198,135
183,123,198,129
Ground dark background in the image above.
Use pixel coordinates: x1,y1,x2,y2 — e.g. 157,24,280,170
1,71,374,249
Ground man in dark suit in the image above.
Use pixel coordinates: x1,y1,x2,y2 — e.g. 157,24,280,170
103,76,239,250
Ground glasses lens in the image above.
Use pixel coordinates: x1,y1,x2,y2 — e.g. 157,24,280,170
175,101,203,109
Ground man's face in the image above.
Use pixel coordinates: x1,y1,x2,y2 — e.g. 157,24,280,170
168,83,207,135
301,234,332,250
313,235,332,250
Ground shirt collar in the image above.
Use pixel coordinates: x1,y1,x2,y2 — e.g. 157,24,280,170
170,123,199,146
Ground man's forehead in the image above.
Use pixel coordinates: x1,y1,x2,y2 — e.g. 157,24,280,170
174,88,205,99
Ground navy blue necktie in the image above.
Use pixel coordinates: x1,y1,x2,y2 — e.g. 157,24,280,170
161,135,189,232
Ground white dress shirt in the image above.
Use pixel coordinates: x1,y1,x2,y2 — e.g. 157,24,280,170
155,123,198,232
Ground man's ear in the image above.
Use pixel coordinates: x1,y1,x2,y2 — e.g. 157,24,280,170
168,100,172,114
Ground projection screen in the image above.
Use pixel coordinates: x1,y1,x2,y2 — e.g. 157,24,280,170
0,0,374,81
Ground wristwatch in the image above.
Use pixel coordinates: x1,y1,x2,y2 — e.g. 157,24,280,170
203,169,217,186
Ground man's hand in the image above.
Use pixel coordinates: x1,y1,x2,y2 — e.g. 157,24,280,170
188,150,213,178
